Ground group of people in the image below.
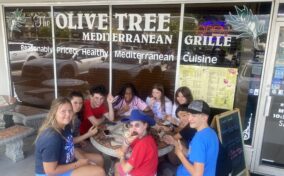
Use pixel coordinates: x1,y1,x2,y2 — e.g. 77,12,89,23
34,82,222,176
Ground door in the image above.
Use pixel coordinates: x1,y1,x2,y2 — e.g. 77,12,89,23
253,22,284,175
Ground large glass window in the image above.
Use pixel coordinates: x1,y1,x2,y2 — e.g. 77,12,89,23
5,7,53,108
4,3,271,146
179,2,271,145
111,4,180,100
53,6,109,98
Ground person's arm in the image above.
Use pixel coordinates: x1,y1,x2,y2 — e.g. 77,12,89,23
104,94,114,121
43,159,89,175
116,142,134,173
73,126,98,144
116,104,130,116
88,115,105,126
165,98,173,116
173,132,182,140
119,156,134,173
175,140,204,176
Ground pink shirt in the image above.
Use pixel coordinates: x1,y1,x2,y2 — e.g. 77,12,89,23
113,96,147,116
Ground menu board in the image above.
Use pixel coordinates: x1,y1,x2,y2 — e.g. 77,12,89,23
179,65,238,109
261,96,284,166
215,109,246,176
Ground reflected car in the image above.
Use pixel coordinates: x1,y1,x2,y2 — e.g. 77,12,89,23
28,39,52,56
21,42,107,79
236,60,263,97
8,42,39,65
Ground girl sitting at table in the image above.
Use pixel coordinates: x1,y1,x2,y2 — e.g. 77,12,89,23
166,86,193,125
113,83,151,117
146,83,172,120
114,109,158,176
35,97,105,176
68,91,104,167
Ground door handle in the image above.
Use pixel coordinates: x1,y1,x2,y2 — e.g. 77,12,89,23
263,95,271,117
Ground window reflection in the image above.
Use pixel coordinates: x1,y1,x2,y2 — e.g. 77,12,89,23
181,3,271,145
5,7,53,108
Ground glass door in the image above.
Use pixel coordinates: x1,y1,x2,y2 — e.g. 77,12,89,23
254,23,284,175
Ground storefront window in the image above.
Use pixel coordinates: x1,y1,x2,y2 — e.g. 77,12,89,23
111,4,179,100
5,7,53,108
4,3,271,146
53,6,109,98
179,2,271,145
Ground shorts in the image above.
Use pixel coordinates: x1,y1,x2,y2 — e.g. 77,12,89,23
35,170,73,176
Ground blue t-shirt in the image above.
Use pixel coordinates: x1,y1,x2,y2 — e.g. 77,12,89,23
179,125,197,145
35,125,75,174
177,127,219,176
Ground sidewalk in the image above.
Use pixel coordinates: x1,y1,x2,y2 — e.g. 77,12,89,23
0,133,113,176
0,133,265,176
0,133,35,176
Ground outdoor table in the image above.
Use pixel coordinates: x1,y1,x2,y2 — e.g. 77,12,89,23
42,78,86,88
0,95,17,129
90,121,174,175
41,78,88,96
90,121,174,158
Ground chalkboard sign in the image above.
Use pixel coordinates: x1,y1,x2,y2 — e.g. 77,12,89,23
215,109,246,176
261,96,284,166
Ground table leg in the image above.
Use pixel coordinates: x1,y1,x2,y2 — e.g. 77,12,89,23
0,114,5,130
107,159,115,176
103,154,117,176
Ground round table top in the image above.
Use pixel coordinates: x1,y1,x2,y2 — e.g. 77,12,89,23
90,123,174,158
42,78,86,88
0,95,16,112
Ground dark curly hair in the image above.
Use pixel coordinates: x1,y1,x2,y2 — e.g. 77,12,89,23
113,83,140,107
89,84,108,96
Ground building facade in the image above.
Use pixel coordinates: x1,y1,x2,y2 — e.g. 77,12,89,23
0,0,284,175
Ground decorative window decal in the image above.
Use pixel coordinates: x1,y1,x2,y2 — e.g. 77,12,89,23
226,5,265,50
7,8,26,33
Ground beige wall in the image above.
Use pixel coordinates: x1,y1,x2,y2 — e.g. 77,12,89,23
0,6,10,95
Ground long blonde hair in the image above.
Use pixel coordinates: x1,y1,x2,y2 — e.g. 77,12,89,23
36,97,72,141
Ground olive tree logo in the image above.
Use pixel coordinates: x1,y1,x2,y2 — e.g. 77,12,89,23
7,9,26,38
226,5,265,50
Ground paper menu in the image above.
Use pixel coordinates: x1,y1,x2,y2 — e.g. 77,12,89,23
179,65,238,109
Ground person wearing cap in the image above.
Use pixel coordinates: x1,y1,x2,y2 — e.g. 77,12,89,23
114,109,158,176
175,100,219,176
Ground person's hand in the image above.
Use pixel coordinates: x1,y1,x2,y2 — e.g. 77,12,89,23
75,158,90,168
116,148,125,159
88,125,98,136
118,105,130,115
107,93,114,104
179,120,188,129
165,115,172,122
149,97,156,108
162,134,176,145
125,133,138,145
174,140,185,158
121,105,130,113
